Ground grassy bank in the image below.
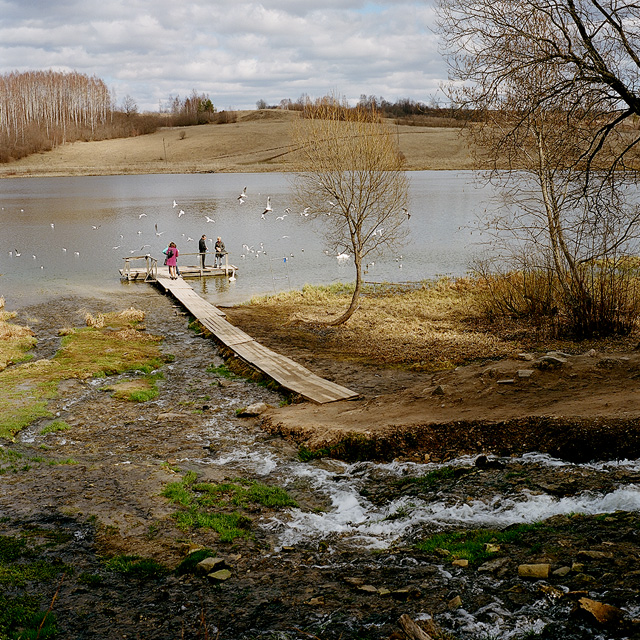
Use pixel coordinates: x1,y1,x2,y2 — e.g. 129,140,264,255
0,308,165,440
226,278,639,372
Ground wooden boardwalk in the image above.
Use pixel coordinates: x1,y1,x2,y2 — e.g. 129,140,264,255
154,275,358,404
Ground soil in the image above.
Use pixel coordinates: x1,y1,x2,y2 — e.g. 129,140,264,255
224,305,640,464
1,293,640,640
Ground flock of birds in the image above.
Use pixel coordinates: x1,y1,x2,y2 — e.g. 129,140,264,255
5,187,410,277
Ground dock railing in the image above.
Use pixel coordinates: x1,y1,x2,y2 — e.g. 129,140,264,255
180,251,232,277
122,255,157,281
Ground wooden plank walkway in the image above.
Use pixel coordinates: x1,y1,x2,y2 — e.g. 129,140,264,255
154,276,358,404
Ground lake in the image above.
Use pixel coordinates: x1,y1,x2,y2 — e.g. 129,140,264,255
0,171,493,309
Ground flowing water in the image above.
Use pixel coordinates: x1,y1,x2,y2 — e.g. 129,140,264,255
4,173,640,638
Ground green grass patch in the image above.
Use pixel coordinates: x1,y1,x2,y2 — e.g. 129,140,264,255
162,473,297,542
47,458,78,466
397,466,457,488
77,572,104,586
0,310,164,439
174,548,217,576
206,363,238,378
40,420,71,435
0,594,58,640
416,523,546,564
104,555,168,580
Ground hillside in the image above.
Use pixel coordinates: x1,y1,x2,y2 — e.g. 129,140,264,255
0,110,474,178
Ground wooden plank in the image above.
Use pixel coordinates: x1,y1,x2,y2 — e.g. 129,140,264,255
147,276,358,403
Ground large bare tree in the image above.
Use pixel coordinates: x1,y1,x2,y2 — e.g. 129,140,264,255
437,0,640,336
437,0,640,175
291,97,410,325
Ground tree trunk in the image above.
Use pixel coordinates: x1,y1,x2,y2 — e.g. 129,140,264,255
326,255,363,326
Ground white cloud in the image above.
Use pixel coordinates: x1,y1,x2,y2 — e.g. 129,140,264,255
0,0,446,111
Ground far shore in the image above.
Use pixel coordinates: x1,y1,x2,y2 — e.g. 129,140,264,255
0,110,476,179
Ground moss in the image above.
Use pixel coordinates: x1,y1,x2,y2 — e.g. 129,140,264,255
162,473,297,542
415,523,547,564
104,555,168,580
0,310,164,438
40,420,71,435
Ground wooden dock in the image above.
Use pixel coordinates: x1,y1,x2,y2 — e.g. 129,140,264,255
119,253,237,281
154,275,358,404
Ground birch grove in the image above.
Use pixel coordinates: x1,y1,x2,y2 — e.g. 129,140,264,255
0,70,112,160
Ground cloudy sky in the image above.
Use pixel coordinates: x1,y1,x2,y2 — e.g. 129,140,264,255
0,0,445,112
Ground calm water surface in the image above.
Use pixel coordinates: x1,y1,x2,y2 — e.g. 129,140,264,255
0,172,493,309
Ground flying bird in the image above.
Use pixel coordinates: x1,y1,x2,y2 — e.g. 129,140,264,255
178,209,185,217
155,223,164,237
205,216,215,223
261,197,272,218
238,187,247,201
403,207,411,220
275,214,287,220
14,250,21,256
50,223,54,229
92,225,100,230
139,213,147,218
173,200,178,208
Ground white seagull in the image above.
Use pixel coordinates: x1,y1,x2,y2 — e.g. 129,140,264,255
155,223,164,237
50,223,55,229
238,187,247,201
139,213,147,218
261,197,272,218
205,216,215,223
178,209,185,217
173,200,178,208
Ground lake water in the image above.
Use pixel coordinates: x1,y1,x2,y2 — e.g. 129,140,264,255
0,171,493,309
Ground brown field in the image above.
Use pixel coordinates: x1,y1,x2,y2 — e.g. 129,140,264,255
0,109,475,178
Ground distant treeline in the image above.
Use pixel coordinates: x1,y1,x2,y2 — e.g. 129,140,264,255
259,93,477,127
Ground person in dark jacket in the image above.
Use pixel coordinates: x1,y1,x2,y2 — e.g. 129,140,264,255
199,235,207,269
214,237,226,268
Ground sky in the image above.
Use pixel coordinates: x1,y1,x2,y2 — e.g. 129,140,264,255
0,0,445,113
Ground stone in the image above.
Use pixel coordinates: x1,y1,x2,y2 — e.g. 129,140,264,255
477,557,510,573
344,577,364,586
305,597,325,606
553,566,571,577
577,550,613,560
537,355,567,369
496,379,515,385
196,557,226,575
584,348,597,357
358,585,379,594
572,562,585,573
540,584,565,600
484,543,501,553
518,353,535,361
207,569,232,582
517,369,534,378
448,595,462,609
518,563,550,579
452,559,469,568
378,587,391,597
578,597,626,627
431,384,447,396
237,402,269,417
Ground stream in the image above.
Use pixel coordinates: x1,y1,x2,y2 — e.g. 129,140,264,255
6,290,640,640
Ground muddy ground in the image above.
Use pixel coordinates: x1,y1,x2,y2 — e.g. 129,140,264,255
1,290,640,639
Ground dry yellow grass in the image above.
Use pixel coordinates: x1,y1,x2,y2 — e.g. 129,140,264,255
0,311,36,371
0,110,474,178
230,280,517,370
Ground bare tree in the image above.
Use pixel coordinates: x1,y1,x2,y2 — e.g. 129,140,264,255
437,0,640,335
437,0,640,177
291,96,410,325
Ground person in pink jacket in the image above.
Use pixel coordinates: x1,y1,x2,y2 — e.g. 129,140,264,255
165,242,179,279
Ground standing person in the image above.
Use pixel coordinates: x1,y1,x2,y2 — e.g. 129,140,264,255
198,234,207,269
214,236,226,268
165,242,179,279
